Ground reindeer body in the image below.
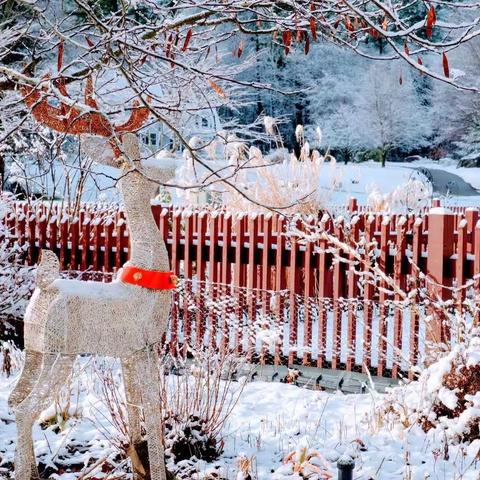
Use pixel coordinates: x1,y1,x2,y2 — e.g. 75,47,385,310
25,279,171,356
10,134,176,480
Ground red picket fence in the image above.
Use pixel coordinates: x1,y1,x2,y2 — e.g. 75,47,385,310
5,199,480,378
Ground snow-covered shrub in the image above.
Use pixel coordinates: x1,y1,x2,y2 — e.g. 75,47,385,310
366,177,432,214
164,413,221,464
0,194,35,321
91,347,248,478
380,335,480,444
160,347,249,476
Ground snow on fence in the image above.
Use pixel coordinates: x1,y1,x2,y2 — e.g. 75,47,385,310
5,199,480,379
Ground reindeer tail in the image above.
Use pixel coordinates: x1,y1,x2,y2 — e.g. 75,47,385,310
36,249,60,290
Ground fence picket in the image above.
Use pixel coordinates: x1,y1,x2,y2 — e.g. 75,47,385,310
456,218,468,309
196,212,207,348
331,218,344,370
275,216,286,365
303,233,314,366
466,208,479,254
409,218,423,377
288,219,300,365
59,216,68,270
392,218,406,379
362,216,375,373
220,214,233,353
346,219,360,371
474,221,480,327
377,217,390,377
208,213,220,349
247,215,259,360
317,231,328,369
183,211,194,350
234,214,246,354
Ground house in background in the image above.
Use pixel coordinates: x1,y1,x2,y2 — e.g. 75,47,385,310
140,108,222,206
141,110,221,153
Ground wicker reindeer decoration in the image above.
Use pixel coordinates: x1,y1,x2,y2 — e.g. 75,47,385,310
10,73,177,480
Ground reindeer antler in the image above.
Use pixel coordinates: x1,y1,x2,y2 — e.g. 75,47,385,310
21,45,150,157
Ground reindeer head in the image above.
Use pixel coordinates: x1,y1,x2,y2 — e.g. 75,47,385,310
21,63,177,197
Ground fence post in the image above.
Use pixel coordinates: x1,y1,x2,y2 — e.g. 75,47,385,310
426,207,455,344
337,455,355,480
347,197,358,214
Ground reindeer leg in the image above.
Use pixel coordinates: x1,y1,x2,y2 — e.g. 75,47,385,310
8,350,43,409
122,357,144,480
122,358,143,443
134,349,167,480
14,353,74,480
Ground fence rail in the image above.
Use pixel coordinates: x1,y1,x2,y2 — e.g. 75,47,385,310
5,199,480,378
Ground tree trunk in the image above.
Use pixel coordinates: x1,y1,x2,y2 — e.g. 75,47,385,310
0,155,4,189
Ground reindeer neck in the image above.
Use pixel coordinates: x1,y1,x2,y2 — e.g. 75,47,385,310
119,173,170,271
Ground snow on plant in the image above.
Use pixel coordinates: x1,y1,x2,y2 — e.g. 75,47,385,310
0,194,34,319
379,334,480,445
159,347,249,469
0,341,23,378
366,177,432,214
2,0,480,210
38,363,83,433
278,442,333,479
288,211,480,455
236,454,256,480
320,60,434,166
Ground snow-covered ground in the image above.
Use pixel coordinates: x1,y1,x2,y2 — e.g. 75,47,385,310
1,357,479,480
324,159,480,206
11,154,480,207
320,161,424,205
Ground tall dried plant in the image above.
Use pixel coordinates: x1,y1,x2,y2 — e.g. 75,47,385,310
222,124,341,215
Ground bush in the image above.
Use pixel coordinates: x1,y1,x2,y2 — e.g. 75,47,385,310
355,148,384,163
92,347,248,478
164,413,222,463
380,335,480,444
